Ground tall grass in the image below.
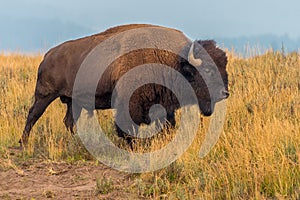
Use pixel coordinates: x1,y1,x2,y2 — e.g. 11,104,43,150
0,54,87,160
0,49,299,199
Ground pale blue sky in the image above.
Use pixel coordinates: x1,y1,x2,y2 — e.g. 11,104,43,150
0,0,300,51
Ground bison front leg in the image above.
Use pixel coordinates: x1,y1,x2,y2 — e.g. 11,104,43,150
20,94,57,146
166,112,176,127
114,108,141,146
115,124,136,146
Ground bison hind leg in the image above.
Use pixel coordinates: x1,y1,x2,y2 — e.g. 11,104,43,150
20,94,58,146
61,97,82,134
64,103,75,134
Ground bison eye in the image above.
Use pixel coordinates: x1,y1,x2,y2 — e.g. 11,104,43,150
204,67,215,77
204,68,211,73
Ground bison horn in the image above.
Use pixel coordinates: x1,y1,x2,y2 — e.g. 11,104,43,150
188,41,202,67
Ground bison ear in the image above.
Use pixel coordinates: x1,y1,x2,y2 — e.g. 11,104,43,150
182,64,197,81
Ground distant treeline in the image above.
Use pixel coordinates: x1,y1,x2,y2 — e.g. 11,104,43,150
216,34,300,56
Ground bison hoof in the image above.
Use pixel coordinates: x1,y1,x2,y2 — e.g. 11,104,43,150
19,137,29,148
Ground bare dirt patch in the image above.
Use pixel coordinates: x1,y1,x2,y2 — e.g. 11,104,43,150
0,150,141,200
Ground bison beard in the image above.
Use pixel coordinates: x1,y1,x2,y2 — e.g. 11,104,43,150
20,24,229,147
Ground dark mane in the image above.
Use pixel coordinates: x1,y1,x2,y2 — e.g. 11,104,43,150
197,40,228,70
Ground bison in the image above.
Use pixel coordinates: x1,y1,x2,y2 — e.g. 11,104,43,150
20,24,229,146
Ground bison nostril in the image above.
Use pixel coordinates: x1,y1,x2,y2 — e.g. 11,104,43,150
222,90,230,98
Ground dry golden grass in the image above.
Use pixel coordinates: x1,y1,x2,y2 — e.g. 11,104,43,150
0,49,299,199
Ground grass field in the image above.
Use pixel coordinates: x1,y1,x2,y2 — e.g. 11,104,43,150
0,49,299,199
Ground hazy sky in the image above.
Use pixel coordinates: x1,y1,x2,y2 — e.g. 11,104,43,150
1,0,300,51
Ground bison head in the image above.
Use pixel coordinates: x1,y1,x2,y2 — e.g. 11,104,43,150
181,40,229,116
